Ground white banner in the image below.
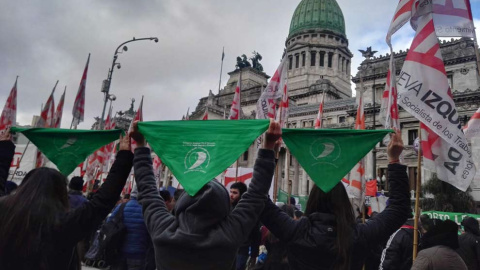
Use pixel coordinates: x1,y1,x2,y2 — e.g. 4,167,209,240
397,13,475,191
432,0,475,37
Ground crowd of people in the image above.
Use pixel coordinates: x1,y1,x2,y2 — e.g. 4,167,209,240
0,121,478,270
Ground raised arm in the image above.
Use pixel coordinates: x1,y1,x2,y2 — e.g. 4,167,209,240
0,128,14,197
220,119,281,244
130,121,175,234
61,134,134,243
356,131,410,247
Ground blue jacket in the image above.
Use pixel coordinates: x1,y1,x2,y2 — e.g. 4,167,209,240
68,190,88,209
110,197,151,259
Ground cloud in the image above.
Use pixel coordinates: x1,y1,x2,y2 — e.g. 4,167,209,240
0,0,478,129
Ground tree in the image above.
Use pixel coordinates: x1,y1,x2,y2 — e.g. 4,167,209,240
421,174,475,213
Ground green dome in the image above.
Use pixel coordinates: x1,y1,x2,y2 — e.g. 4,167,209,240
289,0,346,39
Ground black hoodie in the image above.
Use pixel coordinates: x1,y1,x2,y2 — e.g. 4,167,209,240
457,217,480,270
133,147,275,270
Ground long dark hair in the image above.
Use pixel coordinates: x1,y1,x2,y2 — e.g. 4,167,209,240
0,168,69,269
305,182,355,270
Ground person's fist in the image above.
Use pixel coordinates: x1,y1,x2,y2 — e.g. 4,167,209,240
264,119,282,150
129,121,146,147
387,131,403,163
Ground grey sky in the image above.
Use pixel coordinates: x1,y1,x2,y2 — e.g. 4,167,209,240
1,0,479,129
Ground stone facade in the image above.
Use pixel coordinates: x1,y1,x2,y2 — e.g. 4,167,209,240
188,0,480,204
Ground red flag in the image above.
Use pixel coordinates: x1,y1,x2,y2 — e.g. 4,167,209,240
464,107,480,139
202,107,208,120
53,87,66,128
72,54,90,126
314,91,326,129
256,57,287,119
0,77,18,131
38,81,57,128
229,78,241,120
354,91,365,130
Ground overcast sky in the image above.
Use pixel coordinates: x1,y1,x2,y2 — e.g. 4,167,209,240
1,0,479,129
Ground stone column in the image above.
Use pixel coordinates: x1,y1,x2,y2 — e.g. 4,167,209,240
301,168,308,195
293,158,300,195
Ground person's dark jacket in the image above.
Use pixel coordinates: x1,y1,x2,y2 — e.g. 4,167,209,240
260,163,410,270
0,149,133,270
133,147,275,270
378,219,415,270
237,222,261,259
457,217,480,270
0,141,15,197
109,197,151,259
68,190,88,209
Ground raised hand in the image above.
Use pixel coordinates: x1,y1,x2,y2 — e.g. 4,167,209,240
0,127,12,141
387,131,403,163
129,121,146,147
264,119,282,150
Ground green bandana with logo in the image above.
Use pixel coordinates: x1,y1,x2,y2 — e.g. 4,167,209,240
138,120,270,196
11,127,122,176
282,129,392,192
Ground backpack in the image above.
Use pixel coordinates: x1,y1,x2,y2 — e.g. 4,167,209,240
97,202,127,266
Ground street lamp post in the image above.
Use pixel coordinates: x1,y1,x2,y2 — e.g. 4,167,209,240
100,37,159,129
359,47,378,180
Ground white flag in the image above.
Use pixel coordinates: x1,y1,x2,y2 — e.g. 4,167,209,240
397,13,475,191
464,108,480,139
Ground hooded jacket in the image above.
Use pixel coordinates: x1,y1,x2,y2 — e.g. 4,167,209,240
378,219,415,270
133,147,275,270
260,163,411,270
0,141,14,197
457,217,480,270
0,148,133,270
412,219,467,270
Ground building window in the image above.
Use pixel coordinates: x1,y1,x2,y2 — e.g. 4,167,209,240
408,129,418,145
447,74,453,89
338,55,341,70
243,150,249,161
339,116,346,123
310,51,317,66
327,118,333,124
320,51,325,67
301,52,306,67
328,52,333,68
295,54,300,68
289,56,293,70
342,58,345,72
290,154,294,166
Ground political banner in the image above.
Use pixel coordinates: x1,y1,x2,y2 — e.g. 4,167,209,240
422,210,480,225
396,13,475,191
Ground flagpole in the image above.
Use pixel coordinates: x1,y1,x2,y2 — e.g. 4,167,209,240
273,101,285,203
218,46,225,94
413,125,422,261
286,150,292,205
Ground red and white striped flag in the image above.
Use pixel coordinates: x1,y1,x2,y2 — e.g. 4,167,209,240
37,81,57,128
72,54,90,126
129,96,143,151
0,77,18,131
314,91,326,129
432,0,475,37
397,12,475,191
387,0,415,45
202,107,209,120
276,81,289,128
229,77,241,120
53,87,66,128
345,90,366,209
256,57,287,120
464,107,480,139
